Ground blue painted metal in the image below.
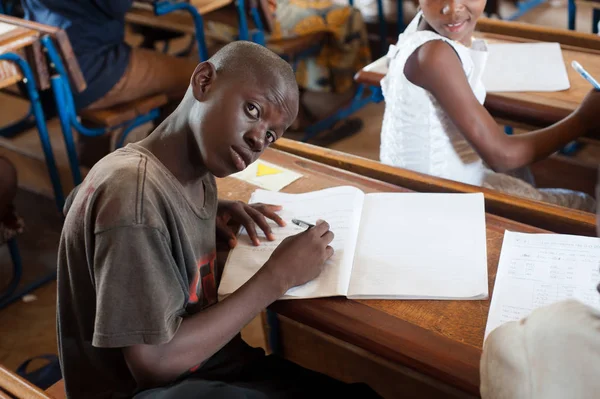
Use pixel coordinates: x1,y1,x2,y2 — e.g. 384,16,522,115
593,8,600,34
0,237,58,310
560,141,581,155
115,108,160,149
235,0,251,41
505,0,546,21
249,6,266,45
0,53,65,210
42,36,162,186
302,84,383,142
154,1,209,61
568,0,577,30
0,109,36,138
265,309,282,355
504,125,514,135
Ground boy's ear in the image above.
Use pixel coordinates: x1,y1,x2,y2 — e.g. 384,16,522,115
191,61,217,101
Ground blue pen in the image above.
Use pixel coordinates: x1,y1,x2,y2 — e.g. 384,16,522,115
571,61,600,90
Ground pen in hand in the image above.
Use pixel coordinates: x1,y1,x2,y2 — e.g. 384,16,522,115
292,219,314,230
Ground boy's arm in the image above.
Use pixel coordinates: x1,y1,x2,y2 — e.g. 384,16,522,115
122,221,335,389
404,40,600,173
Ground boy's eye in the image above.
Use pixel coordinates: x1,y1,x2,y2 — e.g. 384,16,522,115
266,131,276,143
246,103,259,118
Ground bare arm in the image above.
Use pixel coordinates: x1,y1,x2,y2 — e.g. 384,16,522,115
122,221,335,388
404,40,599,173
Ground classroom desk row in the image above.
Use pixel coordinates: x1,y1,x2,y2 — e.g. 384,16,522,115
356,18,600,130
214,148,553,398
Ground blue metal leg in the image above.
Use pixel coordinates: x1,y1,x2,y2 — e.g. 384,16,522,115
568,0,576,30
0,53,65,211
560,141,581,155
376,0,387,56
506,0,546,21
154,1,209,61
115,108,161,149
249,6,266,46
50,76,82,186
266,309,282,355
396,0,405,34
0,107,37,139
302,84,383,142
504,125,514,135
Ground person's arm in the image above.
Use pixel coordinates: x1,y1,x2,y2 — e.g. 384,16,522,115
123,221,335,388
404,40,600,173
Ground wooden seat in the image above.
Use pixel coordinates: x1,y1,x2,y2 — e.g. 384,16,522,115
45,379,65,399
78,93,168,128
126,6,197,35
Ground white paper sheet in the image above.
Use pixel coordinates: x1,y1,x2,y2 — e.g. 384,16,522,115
485,231,600,339
482,42,570,92
363,56,389,74
348,192,489,299
230,160,302,192
218,186,365,299
0,22,18,37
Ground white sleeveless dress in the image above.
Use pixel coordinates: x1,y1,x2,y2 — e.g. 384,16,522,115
380,12,595,212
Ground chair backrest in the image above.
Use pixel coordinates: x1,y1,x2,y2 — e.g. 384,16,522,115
0,14,86,93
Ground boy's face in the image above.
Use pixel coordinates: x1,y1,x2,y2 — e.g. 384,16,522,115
191,63,298,178
420,0,486,45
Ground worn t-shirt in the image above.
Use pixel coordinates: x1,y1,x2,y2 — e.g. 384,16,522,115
57,143,221,398
22,0,132,109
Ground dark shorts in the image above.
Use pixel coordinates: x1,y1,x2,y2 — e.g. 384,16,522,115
134,341,380,399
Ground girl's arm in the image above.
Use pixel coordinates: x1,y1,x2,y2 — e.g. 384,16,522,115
404,40,600,173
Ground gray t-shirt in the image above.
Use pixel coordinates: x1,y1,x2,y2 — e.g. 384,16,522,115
57,143,219,398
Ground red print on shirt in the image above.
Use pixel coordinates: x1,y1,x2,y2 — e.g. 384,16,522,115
188,251,217,306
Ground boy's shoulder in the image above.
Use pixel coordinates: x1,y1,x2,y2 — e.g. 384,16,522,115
63,146,173,233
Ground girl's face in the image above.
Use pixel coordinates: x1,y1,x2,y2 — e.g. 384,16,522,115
419,0,486,45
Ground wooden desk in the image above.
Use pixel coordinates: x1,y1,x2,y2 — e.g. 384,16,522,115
355,18,600,129
273,138,597,237
127,0,235,35
0,22,39,89
216,148,547,397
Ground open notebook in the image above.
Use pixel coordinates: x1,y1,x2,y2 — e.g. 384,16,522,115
218,186,489,300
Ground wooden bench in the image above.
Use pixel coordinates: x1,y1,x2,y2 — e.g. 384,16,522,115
79,94,168,128
273,138,598,237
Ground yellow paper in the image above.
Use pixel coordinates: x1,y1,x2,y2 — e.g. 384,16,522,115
256,163,282,177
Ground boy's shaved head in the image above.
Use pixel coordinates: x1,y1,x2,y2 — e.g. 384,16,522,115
187,41,300,178
208,41,298,98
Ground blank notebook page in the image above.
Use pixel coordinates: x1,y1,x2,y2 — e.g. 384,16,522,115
483,42,570,92
348,193,489,299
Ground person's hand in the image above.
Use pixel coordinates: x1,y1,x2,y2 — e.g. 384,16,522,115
261,220,334,295
574,89,600,136
216,200,285,248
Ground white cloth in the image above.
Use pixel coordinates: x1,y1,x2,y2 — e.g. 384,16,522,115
332,0,397,23
379,12,596,212
480,299,600,399
380,11,489,186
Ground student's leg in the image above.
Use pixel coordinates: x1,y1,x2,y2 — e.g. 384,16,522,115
78,49,197,167
0,157,17,221
230,354,382,398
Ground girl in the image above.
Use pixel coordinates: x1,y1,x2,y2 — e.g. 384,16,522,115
380,0,600,211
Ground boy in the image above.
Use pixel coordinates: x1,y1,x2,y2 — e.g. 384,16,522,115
58,41,380,399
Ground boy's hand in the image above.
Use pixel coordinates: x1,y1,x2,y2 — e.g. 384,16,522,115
575,89,600,136
216,200,286,248
261,220,335,295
